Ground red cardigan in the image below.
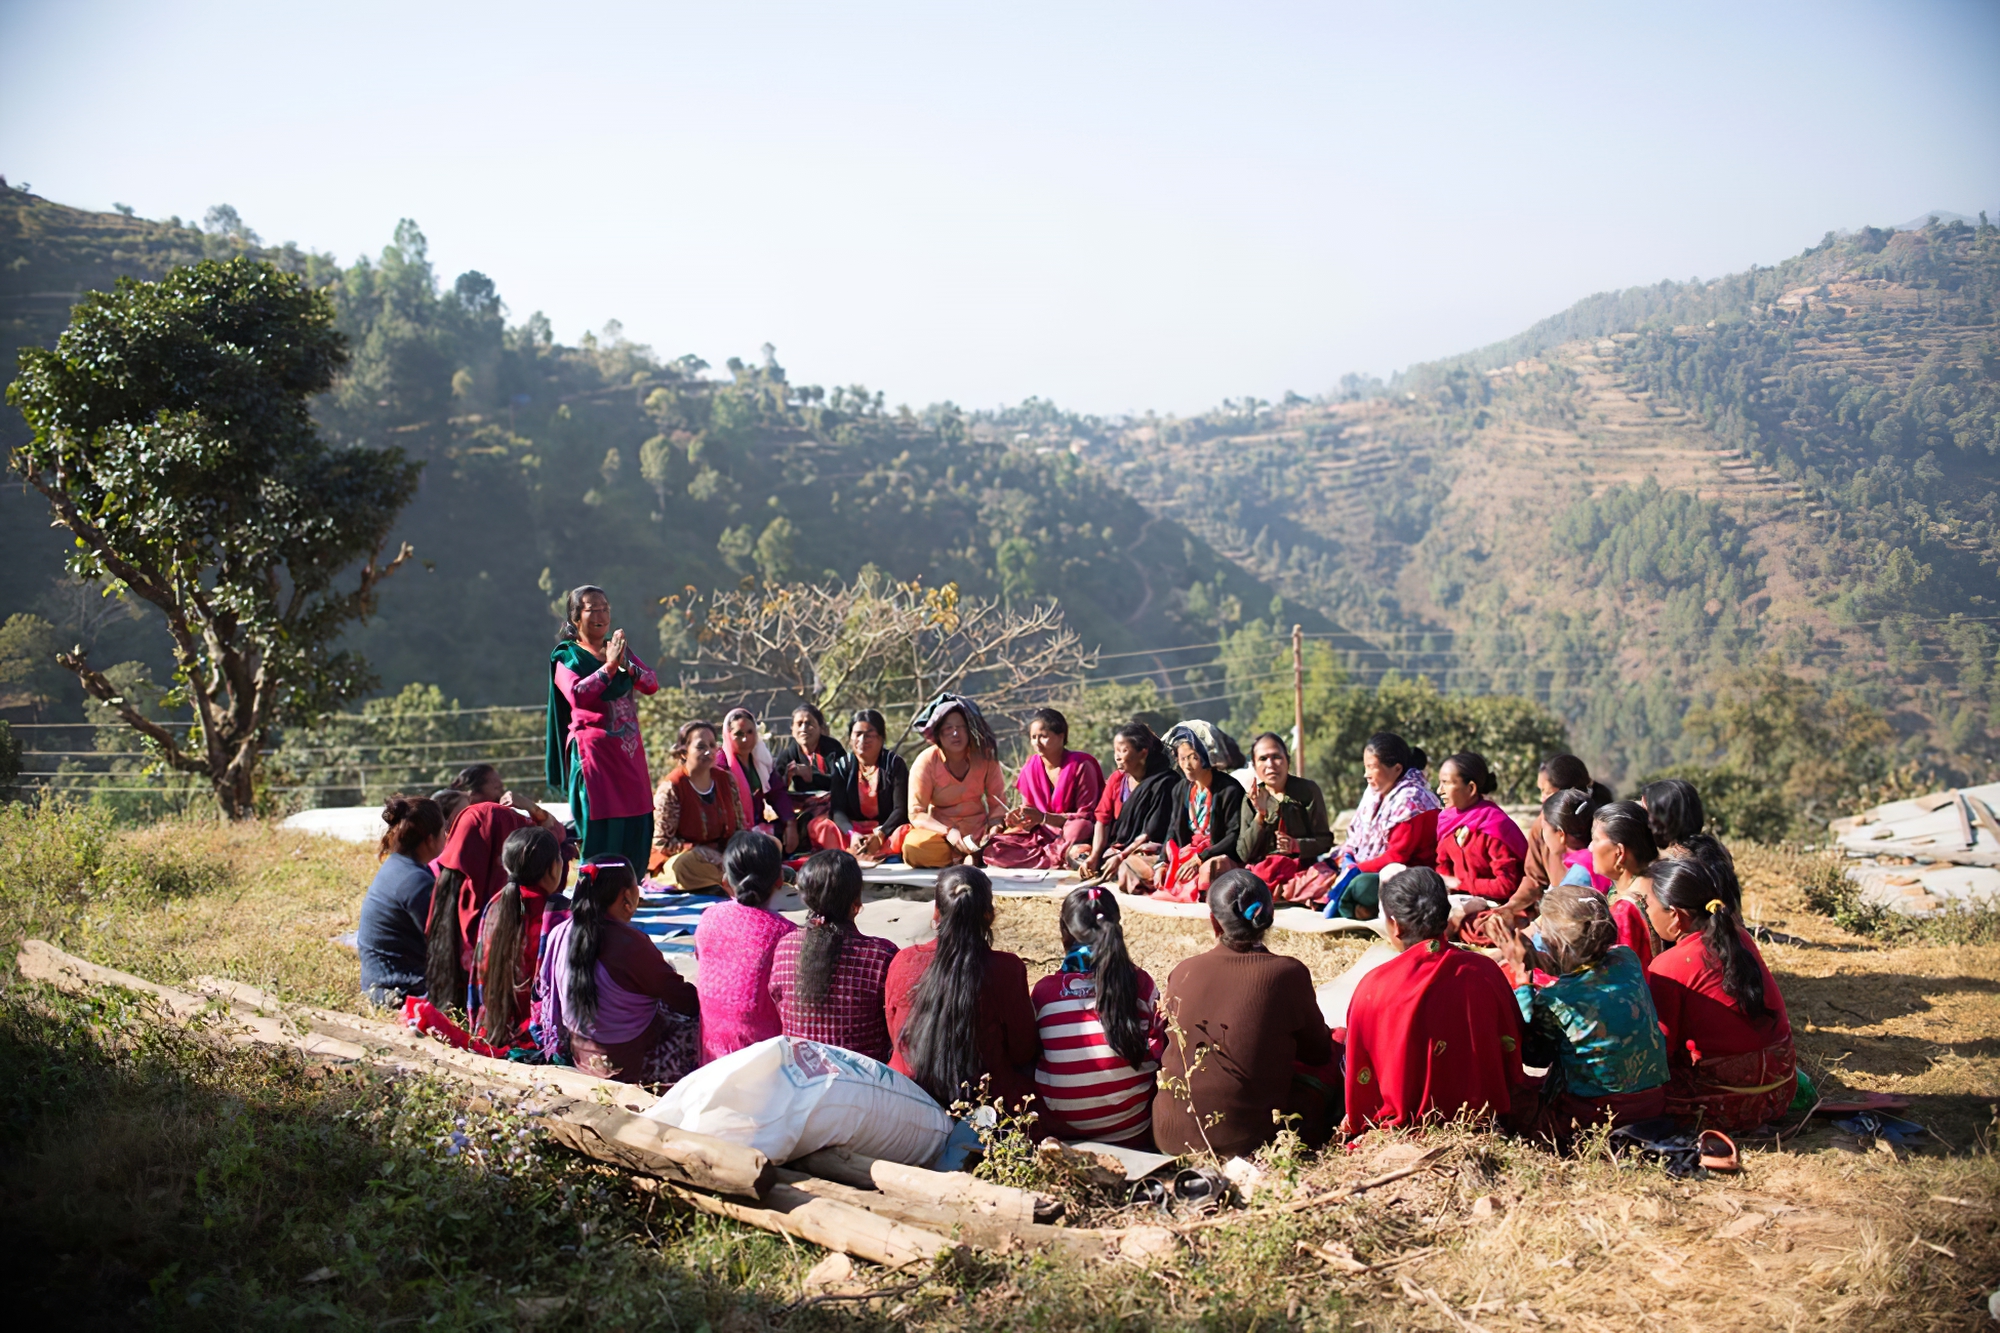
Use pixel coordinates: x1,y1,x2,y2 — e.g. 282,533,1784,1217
1354,807,1438,873
1433,823,1523,901
885,941,1040,1110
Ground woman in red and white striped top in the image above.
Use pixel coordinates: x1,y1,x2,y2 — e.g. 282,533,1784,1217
1031,885,1166,1145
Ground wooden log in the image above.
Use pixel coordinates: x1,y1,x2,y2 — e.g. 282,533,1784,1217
642,1178,963,1269
789,1146,1057,1224
774,1169,1105,1259
17,939,372,1065
21,942,773,1198
189,974,656,1110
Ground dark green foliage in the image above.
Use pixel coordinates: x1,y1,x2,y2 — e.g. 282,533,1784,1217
8,254,422,815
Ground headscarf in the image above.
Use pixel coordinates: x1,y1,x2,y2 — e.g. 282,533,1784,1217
1343,765,1442,864
1162,720,1234,771
912,691,998,756
718,706,777,822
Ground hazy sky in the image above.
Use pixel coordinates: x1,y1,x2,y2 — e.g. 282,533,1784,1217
4,1,1996,415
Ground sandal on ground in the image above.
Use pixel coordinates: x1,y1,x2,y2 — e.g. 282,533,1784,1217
1697,1130,1740,1172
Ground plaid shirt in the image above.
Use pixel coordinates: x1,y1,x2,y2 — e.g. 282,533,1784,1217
768,930,899,1064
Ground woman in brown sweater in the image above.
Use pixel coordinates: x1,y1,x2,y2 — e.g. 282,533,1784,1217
1152,870,1337,1157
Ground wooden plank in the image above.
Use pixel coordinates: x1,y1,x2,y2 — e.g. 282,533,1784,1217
22,943,772,1198
773,1170,1105,1259
790,1146,1055,1225
643,1178,962,1269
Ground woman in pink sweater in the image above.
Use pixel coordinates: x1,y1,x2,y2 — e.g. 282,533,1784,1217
692,830,796,1064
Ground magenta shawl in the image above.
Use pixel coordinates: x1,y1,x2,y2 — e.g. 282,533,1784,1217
1016,749,1104,818
1436,797,1529,859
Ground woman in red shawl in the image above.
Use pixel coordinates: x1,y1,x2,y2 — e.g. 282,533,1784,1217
424,797,563,1008
1342,868,1526,1133
1643,858,1798,1130
1432,752,1528,943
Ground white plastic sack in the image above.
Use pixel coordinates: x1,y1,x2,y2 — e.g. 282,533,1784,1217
643,1036,951,1166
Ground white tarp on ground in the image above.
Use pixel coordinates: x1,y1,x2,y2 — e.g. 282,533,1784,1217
280,804,574,843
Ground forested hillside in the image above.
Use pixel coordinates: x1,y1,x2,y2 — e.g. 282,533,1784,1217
1088,216,2000,792
0,184,1322,716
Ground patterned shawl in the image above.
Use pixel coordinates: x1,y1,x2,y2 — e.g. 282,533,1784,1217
912,691,999,756
1344,766,1442,864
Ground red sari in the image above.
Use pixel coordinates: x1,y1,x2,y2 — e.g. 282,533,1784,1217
433,802,534,974
1647,929,1797,1129
1342,940,1525,1133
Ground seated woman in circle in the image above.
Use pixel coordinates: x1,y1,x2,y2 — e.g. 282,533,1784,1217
649,720,749,894
1236,731,1335,904
809,708,912,864
717,707,797,853
1151,870,1335,1157
536,855,701,1088
358,794,446,1005
771,703,845,849
985,708,1104,870
1488,883,1669,1145
1643,857,1798,1130
771,847,902,1062
1081,722,1177,883
1433,750,1529,941
900,693,1008,870
1326,732,1441,920
886,865,1040,1113
1141,720,1246,902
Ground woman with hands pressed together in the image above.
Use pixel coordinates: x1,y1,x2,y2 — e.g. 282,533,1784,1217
548,584,660,864
986,708,1103,870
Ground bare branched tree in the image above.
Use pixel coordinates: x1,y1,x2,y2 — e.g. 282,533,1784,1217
654,572,1096,751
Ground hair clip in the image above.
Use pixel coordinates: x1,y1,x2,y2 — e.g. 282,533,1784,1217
1240,900,1267,927
1704,898,1726,915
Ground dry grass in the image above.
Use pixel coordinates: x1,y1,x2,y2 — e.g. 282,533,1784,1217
4,807,1998,1329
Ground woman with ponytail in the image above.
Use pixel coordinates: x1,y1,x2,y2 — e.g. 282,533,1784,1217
1153,870,1336,1156
885,866,1040,1111
1590,802,1663,968
1643,858,1798,1129
536,856,700,1087
467,826,566,1051
771,848,900,1060
1031,886,1167,1144
692,831,796,1063
425,798,545,1011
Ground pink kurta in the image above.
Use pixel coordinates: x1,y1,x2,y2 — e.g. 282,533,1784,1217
985,749,1104,869
554,651,659,820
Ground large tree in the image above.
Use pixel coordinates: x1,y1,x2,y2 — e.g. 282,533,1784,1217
7,257,421,817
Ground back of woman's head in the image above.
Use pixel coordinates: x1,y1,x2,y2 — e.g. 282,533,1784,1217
1061,885,1148,1066
431,788,471,830
1365,731,1428,775
1380,867,1449,942
1543,787,1603,844
475,825,564,1045
794,849,865,1007
1540,753,1591,792
453,763,498,794
562,855,640,1034
724,830,783,906
1651,856,1768,1020
1674,832,1741,912
902,866,996,1106
1207,868,1274,949
1443,751,1496,798
379,794,444,860
1642,778,1706,849
1593,801,1660,868
1115,722,1170,777
1534,883,1618,975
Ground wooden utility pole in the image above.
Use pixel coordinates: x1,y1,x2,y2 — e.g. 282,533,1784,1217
1292,624,1305,771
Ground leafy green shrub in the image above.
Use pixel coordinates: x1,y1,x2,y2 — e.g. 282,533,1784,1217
0,799,230,949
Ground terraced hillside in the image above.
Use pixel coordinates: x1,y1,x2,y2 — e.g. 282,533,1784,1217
1095,217,2000,785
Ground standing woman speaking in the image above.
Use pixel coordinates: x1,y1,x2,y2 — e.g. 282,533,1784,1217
548,585,661,863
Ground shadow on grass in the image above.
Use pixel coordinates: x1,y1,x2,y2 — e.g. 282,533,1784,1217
0,984,875,1331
